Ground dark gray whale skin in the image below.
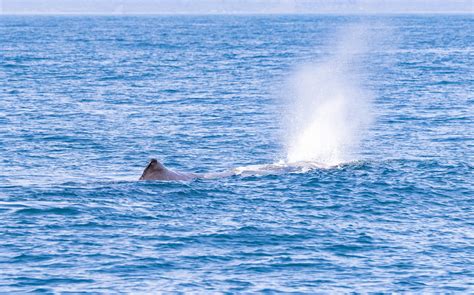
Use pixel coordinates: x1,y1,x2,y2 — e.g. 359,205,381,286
139,159,198,181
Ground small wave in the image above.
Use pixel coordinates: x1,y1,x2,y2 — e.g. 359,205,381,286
14,207,80,216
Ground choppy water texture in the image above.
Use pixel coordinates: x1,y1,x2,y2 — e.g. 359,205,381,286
1,15,473,292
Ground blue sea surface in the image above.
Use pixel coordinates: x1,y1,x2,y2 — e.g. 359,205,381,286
0,15,473,292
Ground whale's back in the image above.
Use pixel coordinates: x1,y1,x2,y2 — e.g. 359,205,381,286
139,159,197,181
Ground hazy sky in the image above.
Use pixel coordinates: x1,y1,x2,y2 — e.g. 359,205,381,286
1,0,473,15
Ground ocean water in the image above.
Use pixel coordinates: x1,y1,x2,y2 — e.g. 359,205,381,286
0,15,473,292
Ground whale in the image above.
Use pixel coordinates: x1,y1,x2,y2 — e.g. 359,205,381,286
139,158,329,181
139,159,199,181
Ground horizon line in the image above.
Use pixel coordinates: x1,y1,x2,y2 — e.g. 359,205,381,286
2,11,473,16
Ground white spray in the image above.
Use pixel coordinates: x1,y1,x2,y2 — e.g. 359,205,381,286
283,25,375,166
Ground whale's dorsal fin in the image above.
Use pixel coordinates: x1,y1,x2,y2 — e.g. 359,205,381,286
139,158,165,180
149,158,165,171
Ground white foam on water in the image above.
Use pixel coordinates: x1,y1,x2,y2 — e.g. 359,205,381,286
232,160,332,177
282,25,375,166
